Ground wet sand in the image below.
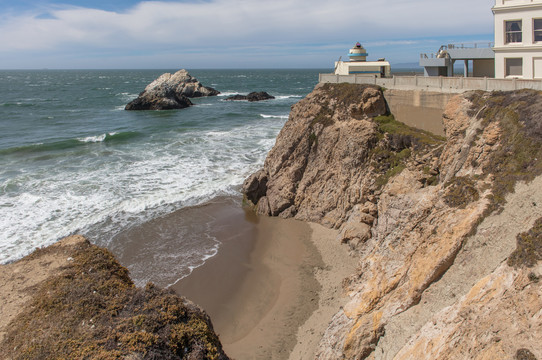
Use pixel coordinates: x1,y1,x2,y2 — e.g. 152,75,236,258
112,197,356,359
174,204,323,359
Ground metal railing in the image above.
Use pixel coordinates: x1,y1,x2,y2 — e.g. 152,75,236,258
421,43,495,59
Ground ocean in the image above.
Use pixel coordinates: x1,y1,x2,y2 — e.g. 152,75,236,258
0,69,324,285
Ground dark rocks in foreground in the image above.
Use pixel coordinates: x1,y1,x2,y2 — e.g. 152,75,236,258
125,69,219,111
225,91,275,102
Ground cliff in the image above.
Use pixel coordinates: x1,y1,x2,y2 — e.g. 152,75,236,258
244,84,542,359
0,236,229,360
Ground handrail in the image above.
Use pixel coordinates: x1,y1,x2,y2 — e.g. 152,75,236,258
420,42,495,59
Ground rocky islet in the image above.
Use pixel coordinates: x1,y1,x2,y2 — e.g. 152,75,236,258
125,69,219,110
224,91,275,102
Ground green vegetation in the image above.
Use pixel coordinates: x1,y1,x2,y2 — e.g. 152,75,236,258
373,114,446,146
1,241,226,360
310,83,383,127
508,217,542,269
308,132,318,147
468,90,542,215
372,148,410,188
515,348,538,360
443,176,480,209
370,114,445,189
310,102,334,128
320,83,377,107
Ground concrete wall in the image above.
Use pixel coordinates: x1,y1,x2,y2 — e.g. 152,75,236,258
382,89,452,136
319,73,542,92
473,59,496,77
334,61,391,77
318,72,542,137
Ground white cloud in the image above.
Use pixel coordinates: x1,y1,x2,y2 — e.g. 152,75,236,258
0,0,495,67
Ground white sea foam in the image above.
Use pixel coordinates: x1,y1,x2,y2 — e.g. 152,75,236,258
117,92,139,102
275,95,303,100
260,114,289,119
0,69,314,280
0,117,286,265
164,241,220,289
78,134,107,143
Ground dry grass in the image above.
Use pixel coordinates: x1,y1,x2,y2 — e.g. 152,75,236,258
508,217,542,269
467,90,542,215
0,240,227,360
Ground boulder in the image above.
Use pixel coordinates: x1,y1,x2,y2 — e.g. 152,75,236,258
125,69,219,110
225,91,275,102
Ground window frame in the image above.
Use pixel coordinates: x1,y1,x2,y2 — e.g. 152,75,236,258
534,18,542,43
505,57,523,77
505,19,523,44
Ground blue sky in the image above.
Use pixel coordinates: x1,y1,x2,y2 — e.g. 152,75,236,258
0,0,495,69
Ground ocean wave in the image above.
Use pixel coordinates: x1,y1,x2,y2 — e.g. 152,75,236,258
0,132,143,155
78,134,108,143
275,95,303,100
78,131,142,143
217,92,240,97
116,92,140,102
259,114,289,119
1,102,36,108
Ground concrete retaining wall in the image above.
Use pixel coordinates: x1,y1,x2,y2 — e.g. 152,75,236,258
383,89,452,136
319,73,542,136
319,73,542,93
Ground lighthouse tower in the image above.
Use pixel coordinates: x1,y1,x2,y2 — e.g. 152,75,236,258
348,42,368,62
333,42,391,77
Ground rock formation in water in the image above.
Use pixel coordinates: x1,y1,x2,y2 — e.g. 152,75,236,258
244,84,542,359
224,91,275,102
125,69,219,110
0,236,229,360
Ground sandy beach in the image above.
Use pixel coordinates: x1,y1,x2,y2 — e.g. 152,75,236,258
171,199,357,359
0,197,356,359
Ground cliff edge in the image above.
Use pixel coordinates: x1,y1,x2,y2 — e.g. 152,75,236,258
244,84,542,359
0,236,229,360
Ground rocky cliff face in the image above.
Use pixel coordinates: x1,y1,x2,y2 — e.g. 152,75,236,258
244,85,542,359
0,236,229,360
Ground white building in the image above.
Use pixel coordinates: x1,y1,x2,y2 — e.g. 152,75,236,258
493,0,542,79
334,43,391,78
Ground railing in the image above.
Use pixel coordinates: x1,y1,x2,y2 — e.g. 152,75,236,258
319,73,542,93
421,42,495,59
495,0,542,6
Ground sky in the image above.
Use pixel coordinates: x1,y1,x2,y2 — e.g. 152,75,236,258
0,0,496,69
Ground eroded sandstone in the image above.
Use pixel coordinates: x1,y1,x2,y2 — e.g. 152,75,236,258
244,85,542,359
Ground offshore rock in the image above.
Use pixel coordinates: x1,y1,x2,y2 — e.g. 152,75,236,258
0,236,229,360
125,69,219,110
244,85,542,359
225,91,275,102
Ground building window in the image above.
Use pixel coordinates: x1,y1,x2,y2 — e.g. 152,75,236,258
505,20,522,43
505,58,523,77
534,19,542,42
